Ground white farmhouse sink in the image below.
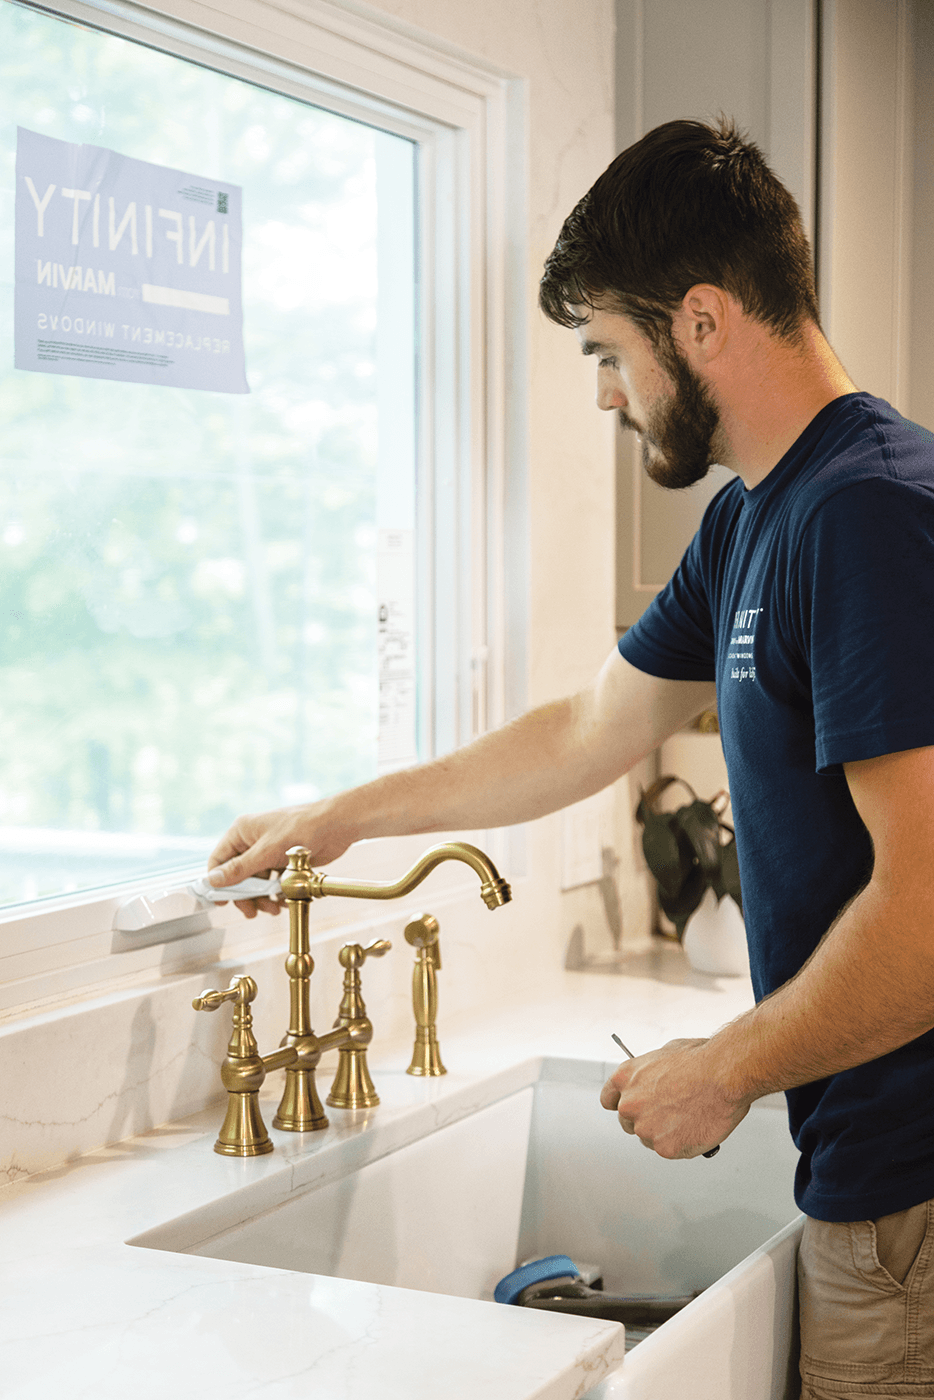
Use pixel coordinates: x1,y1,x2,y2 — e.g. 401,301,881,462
132,1057,802,1399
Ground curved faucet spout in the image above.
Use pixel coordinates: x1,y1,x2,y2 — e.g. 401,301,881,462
283,841,511,909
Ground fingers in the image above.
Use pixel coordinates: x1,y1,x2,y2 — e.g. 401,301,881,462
204,816,285,918
244,896,282,917
230,896,282,919
617,1113,657,1150
207,828,250,872
207,853,252,888
207,836,274,887
599,1039,735,1158
207,811,285,882
204,801,354,921
600,1061,630,1110
206,798,355,892
207,836,282,890
254,897,283,916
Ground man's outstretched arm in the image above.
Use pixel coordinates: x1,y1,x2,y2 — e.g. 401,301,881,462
601,743,934,1157
207,650,716,913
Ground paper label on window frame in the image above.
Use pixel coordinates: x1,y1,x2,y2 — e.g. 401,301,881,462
14,127,248,393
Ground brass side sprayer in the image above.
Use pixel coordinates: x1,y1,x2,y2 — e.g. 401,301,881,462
404,913,445,1077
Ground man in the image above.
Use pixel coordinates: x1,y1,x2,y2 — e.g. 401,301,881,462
209,120,934,1396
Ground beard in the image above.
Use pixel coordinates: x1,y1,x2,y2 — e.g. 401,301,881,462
621,336,724,491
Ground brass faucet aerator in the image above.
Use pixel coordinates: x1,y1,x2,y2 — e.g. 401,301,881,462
481,878,512,908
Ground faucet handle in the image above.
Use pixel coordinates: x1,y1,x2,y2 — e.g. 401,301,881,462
191,975,273,1157
338,938,391,969
333,938,391,1017
192,975,257,1012
327,939,391,1110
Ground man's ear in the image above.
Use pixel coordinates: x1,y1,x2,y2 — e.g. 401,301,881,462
672,284,729,363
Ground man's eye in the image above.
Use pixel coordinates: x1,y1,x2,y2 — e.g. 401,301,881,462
598,357,618,370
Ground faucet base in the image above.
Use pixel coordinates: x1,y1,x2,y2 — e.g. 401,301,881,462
214,1091,275,1156
328,1047,380,1109
273,1066,329,1132
407,1026,447,1077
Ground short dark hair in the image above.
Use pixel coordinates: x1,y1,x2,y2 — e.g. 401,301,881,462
539,117,819,343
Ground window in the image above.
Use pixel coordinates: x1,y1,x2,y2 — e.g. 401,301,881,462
1,1,417,907
0,0,524,1015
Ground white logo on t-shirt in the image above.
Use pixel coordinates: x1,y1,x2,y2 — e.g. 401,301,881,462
728,605,762,682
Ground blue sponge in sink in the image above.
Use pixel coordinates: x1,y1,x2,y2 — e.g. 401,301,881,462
494,1255,579,1305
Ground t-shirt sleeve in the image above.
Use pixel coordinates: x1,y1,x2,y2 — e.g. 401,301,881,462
618,526,716,682
797,477,934,772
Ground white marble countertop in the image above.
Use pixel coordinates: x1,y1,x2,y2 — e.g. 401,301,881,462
0,946,755,1400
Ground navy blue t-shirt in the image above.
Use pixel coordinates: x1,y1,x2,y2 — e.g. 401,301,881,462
619,393,934,1222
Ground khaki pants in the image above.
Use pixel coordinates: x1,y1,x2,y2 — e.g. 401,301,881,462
799,1199,934,1398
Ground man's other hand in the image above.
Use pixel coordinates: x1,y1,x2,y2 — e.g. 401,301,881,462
600,1037,751,1158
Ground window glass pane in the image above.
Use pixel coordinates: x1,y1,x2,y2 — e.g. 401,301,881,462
0,3,416,906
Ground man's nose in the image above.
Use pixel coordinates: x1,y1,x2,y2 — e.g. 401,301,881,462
596,370,626,412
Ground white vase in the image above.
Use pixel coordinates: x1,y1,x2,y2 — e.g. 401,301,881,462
682,887,749,977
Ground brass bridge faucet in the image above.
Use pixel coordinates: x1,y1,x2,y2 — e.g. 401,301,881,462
193,840,510,1155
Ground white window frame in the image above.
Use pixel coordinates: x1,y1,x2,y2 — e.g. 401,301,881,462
0,0,527,1018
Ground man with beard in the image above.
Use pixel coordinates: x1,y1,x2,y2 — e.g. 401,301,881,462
208,119,934,1394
